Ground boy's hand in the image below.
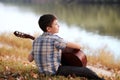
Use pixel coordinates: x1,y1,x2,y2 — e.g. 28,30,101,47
28,54,34,62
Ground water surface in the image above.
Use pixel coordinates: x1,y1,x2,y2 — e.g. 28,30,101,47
0,2,120,60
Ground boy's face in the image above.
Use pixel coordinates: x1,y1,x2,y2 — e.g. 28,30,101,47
47,19,59,34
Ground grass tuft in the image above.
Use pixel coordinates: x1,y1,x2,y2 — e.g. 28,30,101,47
0,32,120,80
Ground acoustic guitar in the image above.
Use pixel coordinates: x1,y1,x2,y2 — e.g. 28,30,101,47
14,31,87,67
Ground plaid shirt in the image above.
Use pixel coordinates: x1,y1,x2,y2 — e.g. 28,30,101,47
31,32,67,75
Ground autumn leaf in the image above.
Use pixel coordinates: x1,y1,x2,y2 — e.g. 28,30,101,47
30,71,38,79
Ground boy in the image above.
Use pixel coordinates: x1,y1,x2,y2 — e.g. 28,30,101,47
28,14,104,80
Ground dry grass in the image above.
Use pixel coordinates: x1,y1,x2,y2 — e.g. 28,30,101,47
0,32,120,80
87,49,120,71
0,32,32,50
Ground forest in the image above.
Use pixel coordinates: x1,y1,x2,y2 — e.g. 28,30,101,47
1,0,120,4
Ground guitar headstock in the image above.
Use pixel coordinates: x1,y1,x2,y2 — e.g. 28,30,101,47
14,31,35,40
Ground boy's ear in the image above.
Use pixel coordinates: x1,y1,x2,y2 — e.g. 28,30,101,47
47,27,51,32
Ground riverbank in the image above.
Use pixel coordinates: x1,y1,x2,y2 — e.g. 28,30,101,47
0,33,120,80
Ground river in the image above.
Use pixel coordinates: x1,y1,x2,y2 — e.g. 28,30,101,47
0,2,120,61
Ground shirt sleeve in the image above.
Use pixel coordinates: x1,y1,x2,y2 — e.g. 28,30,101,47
54,37,67,50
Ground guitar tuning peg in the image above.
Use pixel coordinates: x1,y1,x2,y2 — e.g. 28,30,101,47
14,31,18,36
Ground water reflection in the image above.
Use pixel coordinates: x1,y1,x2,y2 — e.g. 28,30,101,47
0,2,120,60
58,23,120,60
28,3,120,38
1,1,120,38
0,2,40,34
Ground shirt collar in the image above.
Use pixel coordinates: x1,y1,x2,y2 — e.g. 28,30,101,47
42,32,53,36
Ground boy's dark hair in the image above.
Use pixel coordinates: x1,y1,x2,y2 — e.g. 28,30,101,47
38,14,57,32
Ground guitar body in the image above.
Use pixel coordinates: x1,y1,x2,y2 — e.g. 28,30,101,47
61,47,87,67
14,31,87,67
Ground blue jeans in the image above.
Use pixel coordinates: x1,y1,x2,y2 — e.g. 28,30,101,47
56,66,104,80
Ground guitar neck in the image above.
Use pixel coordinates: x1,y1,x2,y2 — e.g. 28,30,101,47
14,31,35,40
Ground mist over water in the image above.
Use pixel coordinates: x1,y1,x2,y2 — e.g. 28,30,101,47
0,3,40,34
58,23,120,60
0,2,120,60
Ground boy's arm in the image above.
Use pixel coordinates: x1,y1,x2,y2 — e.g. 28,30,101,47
28,54,34,62
66,42,81,50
